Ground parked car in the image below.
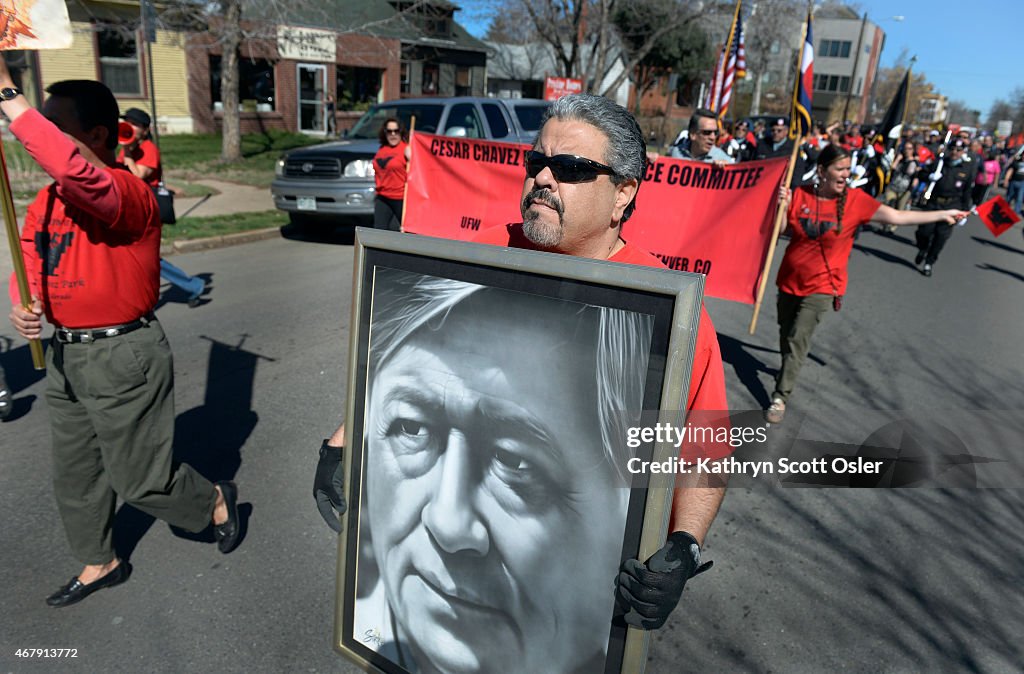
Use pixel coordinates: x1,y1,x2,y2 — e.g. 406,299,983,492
271,96,550,226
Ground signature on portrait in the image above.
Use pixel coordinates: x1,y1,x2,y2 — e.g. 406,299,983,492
362,628,383,647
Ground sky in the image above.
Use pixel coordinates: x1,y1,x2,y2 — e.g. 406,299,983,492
454,0,1020,125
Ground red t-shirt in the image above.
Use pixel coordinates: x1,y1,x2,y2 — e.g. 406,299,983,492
10,110,162,328
117,139,162,187
472,223,728,418
777,186,880,297
374,142,408,200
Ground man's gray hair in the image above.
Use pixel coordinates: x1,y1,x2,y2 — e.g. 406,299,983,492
542,94,647,223
369,268,651,480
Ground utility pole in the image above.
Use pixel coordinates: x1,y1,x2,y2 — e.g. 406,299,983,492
842,11,867,123
140,0,160,148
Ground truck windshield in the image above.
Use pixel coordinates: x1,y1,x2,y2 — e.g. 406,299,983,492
349,105,446,138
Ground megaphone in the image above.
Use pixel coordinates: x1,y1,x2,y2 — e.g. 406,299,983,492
118,121,136,144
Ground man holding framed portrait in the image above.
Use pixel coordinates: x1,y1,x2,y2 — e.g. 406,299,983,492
316,93,730,671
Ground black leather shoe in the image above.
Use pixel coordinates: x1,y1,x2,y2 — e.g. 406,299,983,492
214,481,241,553
46,562,131,608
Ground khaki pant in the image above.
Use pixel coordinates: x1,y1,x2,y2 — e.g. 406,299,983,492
46,320,215,564
773,292,833,403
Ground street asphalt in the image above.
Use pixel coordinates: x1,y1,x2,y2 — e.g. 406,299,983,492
1,211,1023,673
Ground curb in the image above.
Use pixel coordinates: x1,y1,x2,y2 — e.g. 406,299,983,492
160,226,282,256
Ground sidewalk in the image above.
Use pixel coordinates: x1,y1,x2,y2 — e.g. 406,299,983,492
175,179,273,218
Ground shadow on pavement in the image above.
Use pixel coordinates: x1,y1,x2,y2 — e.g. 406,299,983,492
868,227,916,247
853,243,918,272
0,339,45,422
718,334,775,408
976,263,1024,283
971,235,1024,256
113,335,272,560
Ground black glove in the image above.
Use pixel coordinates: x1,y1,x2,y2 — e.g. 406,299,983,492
313,440,346,532
614,531,713,630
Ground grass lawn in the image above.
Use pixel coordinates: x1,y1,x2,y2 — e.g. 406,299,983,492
163,129,321,188
162,210,288,242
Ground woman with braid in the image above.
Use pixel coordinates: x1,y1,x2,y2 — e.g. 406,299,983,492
765,144,967,424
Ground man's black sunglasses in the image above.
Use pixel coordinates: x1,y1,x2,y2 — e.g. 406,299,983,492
524,150,618,183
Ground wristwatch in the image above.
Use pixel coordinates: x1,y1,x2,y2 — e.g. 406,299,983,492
0,87,22,101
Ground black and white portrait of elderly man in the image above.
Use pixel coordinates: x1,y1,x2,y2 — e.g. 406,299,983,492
352,267,653,674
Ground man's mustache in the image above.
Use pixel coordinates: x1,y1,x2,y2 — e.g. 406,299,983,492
521,188,564,218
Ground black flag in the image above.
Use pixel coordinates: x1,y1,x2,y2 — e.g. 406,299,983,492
876,69,910,149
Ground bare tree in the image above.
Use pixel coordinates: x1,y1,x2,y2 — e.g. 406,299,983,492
498,0,717,97
946,99,980,127
985,99,1014,130
869,52,936,127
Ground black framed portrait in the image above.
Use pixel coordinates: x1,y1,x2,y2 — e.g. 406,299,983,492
335,228,705,674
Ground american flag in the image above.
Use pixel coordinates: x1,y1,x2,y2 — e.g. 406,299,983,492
705,1,746,117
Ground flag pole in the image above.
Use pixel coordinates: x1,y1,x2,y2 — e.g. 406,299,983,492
399,115,416,232
0,138,46,369
748,140,802,335
749,9,811,335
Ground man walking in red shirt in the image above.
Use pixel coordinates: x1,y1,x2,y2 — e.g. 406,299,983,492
2,64,242,608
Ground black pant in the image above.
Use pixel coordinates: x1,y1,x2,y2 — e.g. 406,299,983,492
915,221,954,265
374,196,403,232
971,183,990,207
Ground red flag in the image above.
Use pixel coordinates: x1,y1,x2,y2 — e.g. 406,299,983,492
975,196,1021,237
405,133,788,304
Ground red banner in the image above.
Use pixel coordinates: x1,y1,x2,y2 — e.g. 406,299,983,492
405,133,788,303
976,196,1021,237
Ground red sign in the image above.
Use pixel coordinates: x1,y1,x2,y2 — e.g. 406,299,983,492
976,195,1021,237
404,133,789,304
544,76,583,101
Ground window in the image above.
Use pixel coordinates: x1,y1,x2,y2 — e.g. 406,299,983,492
443,103,482,138
400,62,410,94
97,26,141,95
455,66,472,97
828,75,839,91
336,66,382,111
422,64,438,95
209,56,276,110
481,103,509,139
839,76,850,93
424,17,450,36
819,39,852,58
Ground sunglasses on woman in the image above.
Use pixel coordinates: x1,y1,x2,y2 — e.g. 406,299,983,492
385,128,401,135
524,150,618,183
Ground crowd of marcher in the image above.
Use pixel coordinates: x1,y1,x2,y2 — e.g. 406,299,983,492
677,115,1024,214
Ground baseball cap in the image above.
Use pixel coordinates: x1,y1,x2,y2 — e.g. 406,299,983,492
929,129,940,136
951,139,967,149
773,117,788,127
121,108,152,128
